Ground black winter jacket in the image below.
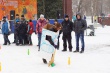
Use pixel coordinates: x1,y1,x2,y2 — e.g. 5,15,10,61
15,24,20,35
61,20,73,35
19,23,27,34
73,19,87,33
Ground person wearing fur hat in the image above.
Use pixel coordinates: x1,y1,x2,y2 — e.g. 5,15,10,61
61,15,73,52
73,13,87,53
36,14,47,51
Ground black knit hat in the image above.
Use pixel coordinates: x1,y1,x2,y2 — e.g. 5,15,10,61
29,19,32,22
16,14,19,16
54,19,58,22
65,15,69,18
21,15,24,17
3,16,6,19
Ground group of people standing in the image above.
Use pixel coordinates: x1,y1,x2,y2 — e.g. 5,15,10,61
36,13,87,53
0,14,34,46
13,14,34,46
0,13,87,53
60,14,87,53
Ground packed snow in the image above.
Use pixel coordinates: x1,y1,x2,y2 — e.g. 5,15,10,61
0,25,110,73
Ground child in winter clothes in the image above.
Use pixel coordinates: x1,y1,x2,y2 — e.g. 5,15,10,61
27,20,34,45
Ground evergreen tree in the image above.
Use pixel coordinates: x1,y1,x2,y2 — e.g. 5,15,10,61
37,0,63,19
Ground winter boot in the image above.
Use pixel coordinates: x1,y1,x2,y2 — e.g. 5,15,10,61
80,50,84,53
73,50,79,53
42,58,47,64
62,49,67,52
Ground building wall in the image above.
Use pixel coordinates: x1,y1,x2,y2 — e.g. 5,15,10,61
0,0,37,20
63,0,72,20
98,17,110,26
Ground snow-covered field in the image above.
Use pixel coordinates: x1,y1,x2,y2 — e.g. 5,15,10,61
0,26,110,73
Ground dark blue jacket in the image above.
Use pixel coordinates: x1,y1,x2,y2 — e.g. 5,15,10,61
2,21,9,34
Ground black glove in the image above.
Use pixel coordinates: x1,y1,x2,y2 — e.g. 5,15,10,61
54,44,58,49
58,35,60,39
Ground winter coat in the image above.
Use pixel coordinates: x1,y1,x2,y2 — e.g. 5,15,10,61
84,15,86,20
61,20,73,35
27,22,34,34
36,18,47,34
21,19,26,24
14,18,20,25
19,22,27,34
15,23,20,35
2,21,9,34
73,14,87,34
72,16,76,21
0,18,10,31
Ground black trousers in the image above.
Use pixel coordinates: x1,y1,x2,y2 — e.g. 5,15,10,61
62,33,72,51
14,33,16,42
24,34,29,45
3,34,10,44
57,36,60,49
19,34,25,45
15,34,20,45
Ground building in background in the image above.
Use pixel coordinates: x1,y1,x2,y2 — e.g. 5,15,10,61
0,0,37,20
63,0,72,20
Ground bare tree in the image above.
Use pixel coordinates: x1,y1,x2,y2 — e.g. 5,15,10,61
72,0,110,16
77,0,83,12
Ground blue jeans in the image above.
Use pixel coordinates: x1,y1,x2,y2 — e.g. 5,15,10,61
28,34,32,45
38,33,42,49
75,32,85,51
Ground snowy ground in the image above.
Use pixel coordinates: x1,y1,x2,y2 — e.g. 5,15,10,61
0,26,110,73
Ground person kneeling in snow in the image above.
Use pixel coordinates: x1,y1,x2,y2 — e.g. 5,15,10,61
41,23,62,64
